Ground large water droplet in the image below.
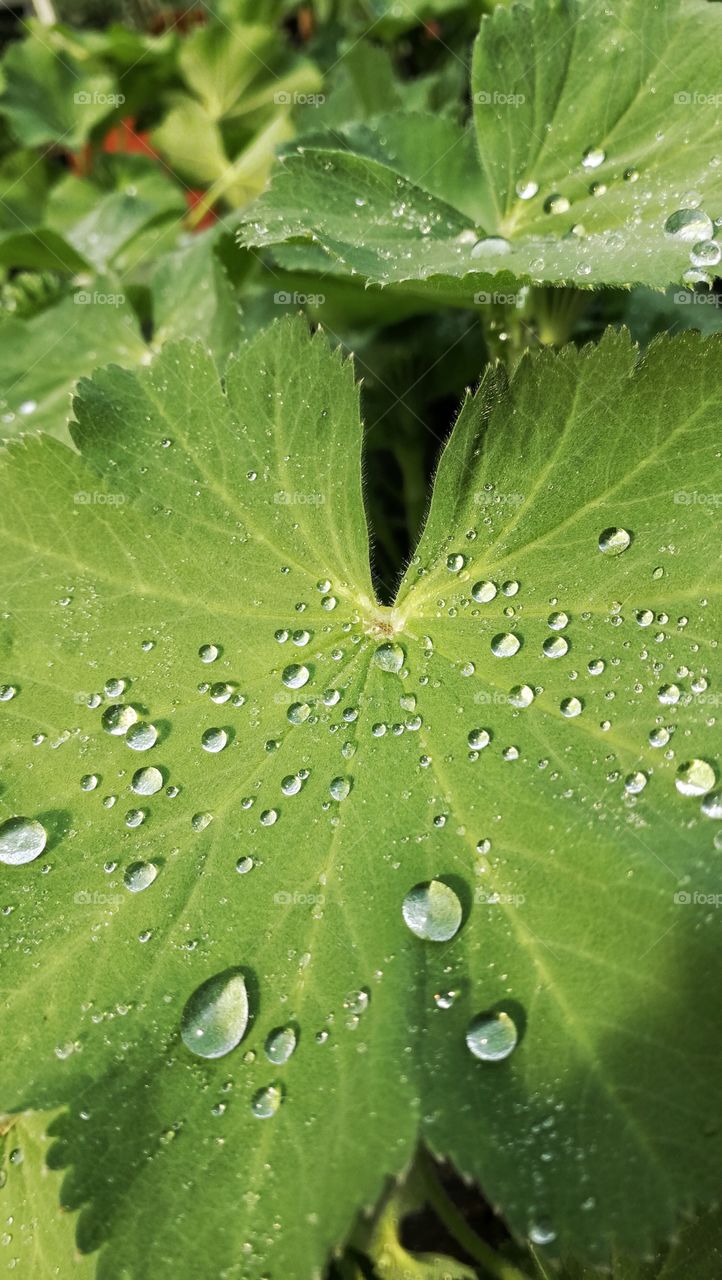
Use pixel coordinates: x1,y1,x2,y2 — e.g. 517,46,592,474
664,208,714,242
471,580,497,603
101,704,139,736
282,663,310,689
581,145,606,169
131,765,163,796
675,759,716,797
466,1010,518,1061
124,861,158,892
598,527,631,556
0,816,47,866
180,970,249,1059
543,636,568,658
402,879,463,942
329,776,352,801
374,642,404,673
126,721,158,751
491,632,521,657
201,727,228,753
251,1084,282,1119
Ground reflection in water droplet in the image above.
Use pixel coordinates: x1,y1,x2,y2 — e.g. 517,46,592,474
509,685,534,708
265,1026,297,1064
282,664,310,689
560,697,583,718
181,970,249,1059
126,721,158,751
701,791,722,819
199,644,219,663
102,704,139,736
251,1084,282,1119
544,193,570,215
0,816,47,866
402,879,463,942
466,1010,518,1061
543,636,568,658
471,580,497,603
80,773,99,792
625,771,648,795
329,776,352,801
123,861,158,893
468,728,491,750
675,759,716,797
491,632,521,657
202,727,228,753
664,208,714,242
131,766,163,795
374,642,405,673
598,527,631,556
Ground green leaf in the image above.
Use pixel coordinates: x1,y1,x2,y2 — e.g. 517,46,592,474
238,0,722,297
0,286,147,441
0,320,720,1277
0,1111,96,1278
149,233,242,364
0,27,118,148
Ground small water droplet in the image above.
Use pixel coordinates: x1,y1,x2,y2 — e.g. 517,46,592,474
491,632,521,657
202,727,228,753
402,879,463,942
251,1084,282,1119
466,1010,518,1061
282,663,310,689
471,580,497,603
265,1025,297,1064
126,721,158,751
599,527,631,556
664,208,714,241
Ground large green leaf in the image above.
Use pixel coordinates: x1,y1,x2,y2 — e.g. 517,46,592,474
1,319,721,1276
238,0,722,297
0,27,117,148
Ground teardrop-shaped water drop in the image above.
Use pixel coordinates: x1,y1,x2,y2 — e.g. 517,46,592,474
265,1025,297,1065
599,527,631,556
251,1084,282,1119
180,970,249,1059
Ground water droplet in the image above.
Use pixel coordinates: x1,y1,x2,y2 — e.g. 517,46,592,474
624,771,648,795
199,644,219,663
125,808,145,828
547,611,569,630
515,180,539,200
101,704,139,736
466,1010,518,1062
251,1084,282,1119
287,701,312,724
446,553,466,572
402,879,463,942
581,146,606,169
468,728,491,750
80,773,99,791
281,774,302,797
0,816,47,865
544,193,570,215
588,659,605,675
131,766,163,796
471,580,497,603
282,663,310,689
690,239,721,268
664,208,714,241
202,727,228,753
701,791,722,819
543,636,569,658
599,527,631,555
434,989,459,1009
658,683,680,705
0,684,17,701
181,970,249,1059
529,1219,557,1246
265,1025,297,1064
374,642,404,673
236,856,254,874
560,696,583,718
675,759,716,797
491,632,521,657
191,811,213,832
329,776,352,801
509,685,535,708
124,861,158,893
471,236,511,257
260,808,278,826
126,721,158,751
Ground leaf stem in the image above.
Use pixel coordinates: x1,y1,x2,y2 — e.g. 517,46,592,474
418,1150,532,1280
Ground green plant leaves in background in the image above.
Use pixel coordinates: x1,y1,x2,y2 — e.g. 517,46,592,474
238,0,722,298
0,318,720,1276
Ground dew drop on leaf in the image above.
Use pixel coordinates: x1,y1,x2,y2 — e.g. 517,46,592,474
509,685,534,708
402,879,463,942
265,1025,297,1064
373,642,405,673
471,580,497,603
251,1084,282,1119
664,208,714,241
675,759,717,797
282,663,310,689
598,527,631,555
0,816,47,865
123,861,158,893
543,636,569,658
131,766,163,795
466,1010,518,1062
126,721,158,751
329,776,352,801
180,970,249,1060
491,632,521,657
102,704,139,736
